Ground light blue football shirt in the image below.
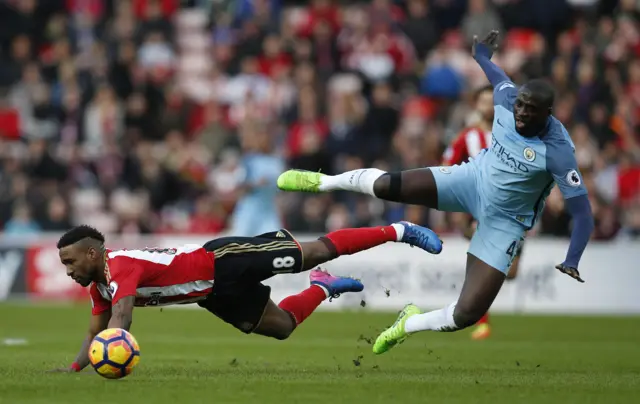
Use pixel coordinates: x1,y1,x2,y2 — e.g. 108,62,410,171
478,80,588,229
231,153,284,236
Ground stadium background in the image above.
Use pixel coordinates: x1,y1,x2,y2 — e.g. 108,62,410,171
1,2,640,403
0,0,639,308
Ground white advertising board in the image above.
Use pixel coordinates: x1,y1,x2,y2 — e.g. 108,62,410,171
158,236,640,315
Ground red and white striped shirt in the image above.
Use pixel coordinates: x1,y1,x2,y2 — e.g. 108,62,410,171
442,127,493,166
89,245,215,315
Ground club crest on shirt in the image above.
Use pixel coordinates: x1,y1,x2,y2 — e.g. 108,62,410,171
566,170,581,187
523,147,536,162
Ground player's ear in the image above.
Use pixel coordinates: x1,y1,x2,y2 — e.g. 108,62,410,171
87,246,96,260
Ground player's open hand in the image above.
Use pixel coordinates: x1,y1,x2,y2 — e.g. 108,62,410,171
555,263,584,283
472,30,500,58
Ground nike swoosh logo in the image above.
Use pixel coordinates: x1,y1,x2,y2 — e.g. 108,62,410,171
496,119,506,128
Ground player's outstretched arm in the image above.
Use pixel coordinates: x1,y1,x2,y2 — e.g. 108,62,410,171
107,296,135,331
547,142,595,283
555,194,593,283
472,30,511,87
49,310,111,372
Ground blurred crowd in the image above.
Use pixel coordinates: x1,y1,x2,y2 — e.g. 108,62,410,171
0,0,639,240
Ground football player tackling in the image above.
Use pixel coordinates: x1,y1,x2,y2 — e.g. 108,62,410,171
53,221,441,372
277,30,594,354
443,85,523,340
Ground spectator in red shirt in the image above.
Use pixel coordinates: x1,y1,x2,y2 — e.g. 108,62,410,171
287,87,328,158
133,0,177,20
618,153,640,206
188,196,225,235
301,0,341,37
258,34,292,77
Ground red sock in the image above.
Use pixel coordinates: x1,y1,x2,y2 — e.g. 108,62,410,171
278,285,327,326
477,313,489,325
323,226,398,256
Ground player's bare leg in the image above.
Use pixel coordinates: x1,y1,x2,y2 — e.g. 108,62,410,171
451,216,493,340
253,300,300,340
454,255,505,327
411,254,504,330
471,246,522,340
373,254,505,354
278,168,439,207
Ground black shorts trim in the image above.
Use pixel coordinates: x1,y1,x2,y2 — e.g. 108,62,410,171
211,239,299,261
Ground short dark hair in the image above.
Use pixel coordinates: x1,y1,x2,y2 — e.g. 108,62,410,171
57,225,105,249
522,79,555,109
473,84,494,102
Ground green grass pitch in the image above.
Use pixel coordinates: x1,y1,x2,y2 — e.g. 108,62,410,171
1,304,639,404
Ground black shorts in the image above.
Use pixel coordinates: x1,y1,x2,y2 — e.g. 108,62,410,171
197,229,304,334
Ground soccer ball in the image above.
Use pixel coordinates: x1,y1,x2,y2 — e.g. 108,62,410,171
88,328,140,379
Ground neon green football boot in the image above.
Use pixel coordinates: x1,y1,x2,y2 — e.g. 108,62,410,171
277,170,325,193
372,304,421,355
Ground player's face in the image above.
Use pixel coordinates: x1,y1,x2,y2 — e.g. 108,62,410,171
513,89,549,137
476,90,494,122
59,244,100,287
